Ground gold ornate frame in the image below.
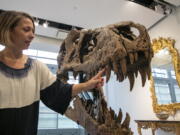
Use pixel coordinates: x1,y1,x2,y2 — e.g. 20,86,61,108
150,37,180,114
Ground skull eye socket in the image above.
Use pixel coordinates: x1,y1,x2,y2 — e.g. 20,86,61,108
79,33,96,62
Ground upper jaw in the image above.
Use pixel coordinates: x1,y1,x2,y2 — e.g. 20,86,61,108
58,21,153,91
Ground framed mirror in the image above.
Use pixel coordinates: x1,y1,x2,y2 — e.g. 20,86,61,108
150,37,180,114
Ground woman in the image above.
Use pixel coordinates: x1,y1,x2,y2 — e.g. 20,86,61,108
0,10,104,135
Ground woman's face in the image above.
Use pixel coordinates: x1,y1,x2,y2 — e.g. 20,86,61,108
9,17,35,51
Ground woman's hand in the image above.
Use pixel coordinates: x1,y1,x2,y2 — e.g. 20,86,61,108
72,69,105,96
85,69,105,90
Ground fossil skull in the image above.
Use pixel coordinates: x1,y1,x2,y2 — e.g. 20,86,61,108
57,21,153,135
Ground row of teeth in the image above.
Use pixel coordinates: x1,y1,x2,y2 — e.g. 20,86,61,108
62,23,152,91
71,50,152,91
66,96,132,134
81,96,131,129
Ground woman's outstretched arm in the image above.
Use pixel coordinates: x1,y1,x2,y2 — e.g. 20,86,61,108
72,69,105,97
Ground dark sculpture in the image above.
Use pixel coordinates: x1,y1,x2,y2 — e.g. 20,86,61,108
57,21,153,135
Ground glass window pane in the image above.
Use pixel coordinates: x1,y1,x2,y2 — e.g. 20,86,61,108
23,48,81,130
155,83,171,104
155,84,170,94
171,70,176,79
37,50,58,59
175,85,180,102
47,64,58,74
23,49,38,56
38,113,57,129
152,68,168,78
39,101,55,113
58,115,79,129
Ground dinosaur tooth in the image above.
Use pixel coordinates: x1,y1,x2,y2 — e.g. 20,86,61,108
112,59,119,75
89,39,95,45
149,50,154,61
116,73,119,81
73,72,78,80
134,69,138,77
139,68,147,87
121,113,130,129
95,68,100,76
105,112,113,127
118,70,124,82
110,107,115,119
105,65,111,83
92,69,96,77
128,53,134,64
116,108,122,124
145,65,151,80
89,69,94,79
134,52,138,62
144,51,149,59
120,58,127,76
127,72,135,91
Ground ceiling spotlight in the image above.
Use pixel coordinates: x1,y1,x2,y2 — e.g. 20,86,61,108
164,6,172,15
129,0,154,7
71,26,77,30
155,3,173,15
155,4,164,14
128,0,173,15
34,18,39,26
43,20,49,28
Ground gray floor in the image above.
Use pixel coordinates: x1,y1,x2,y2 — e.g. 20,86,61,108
38,129,87,135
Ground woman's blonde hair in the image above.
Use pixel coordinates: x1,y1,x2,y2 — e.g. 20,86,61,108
0,10,35,46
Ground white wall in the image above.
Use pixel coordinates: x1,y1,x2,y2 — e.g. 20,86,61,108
149,7,180,52
105,7,180,135
105,73,158,135
149,5,180,121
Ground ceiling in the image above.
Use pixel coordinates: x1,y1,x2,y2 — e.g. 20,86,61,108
0,0,166,29
164,0,180,6
0,0,179,54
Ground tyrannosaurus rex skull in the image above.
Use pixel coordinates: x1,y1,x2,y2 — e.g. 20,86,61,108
57,21,153,135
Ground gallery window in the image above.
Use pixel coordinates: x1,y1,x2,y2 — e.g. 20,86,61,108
24,49,80,129
152,68,180,104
